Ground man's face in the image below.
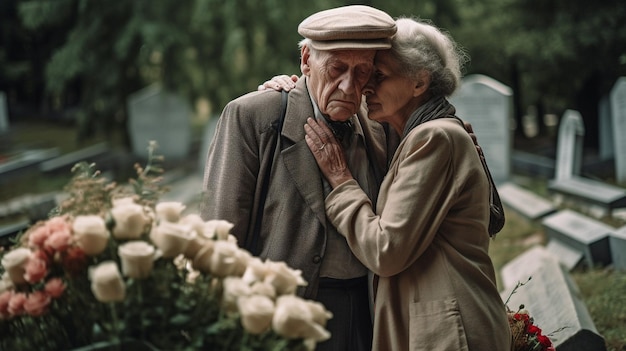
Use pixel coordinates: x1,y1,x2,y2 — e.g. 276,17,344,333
301,46,376,121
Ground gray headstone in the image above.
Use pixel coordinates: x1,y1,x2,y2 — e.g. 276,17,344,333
500,246,607,351
0,91,8,133
609,226,626,270
542,209,613,268
609,77,626,183
450,74,512,184
554,110,584,181
128,84,192,160
498,182,556,220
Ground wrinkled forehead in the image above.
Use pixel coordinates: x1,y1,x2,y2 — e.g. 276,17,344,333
317,49,377,67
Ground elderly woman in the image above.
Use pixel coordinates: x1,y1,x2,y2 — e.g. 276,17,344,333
303,17,512,350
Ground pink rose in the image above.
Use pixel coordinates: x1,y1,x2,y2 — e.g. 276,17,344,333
24,253,48,284
0,291,13,318
44,230,72,253
28,224,51,248
44,278,66,299
24,291,51,317
47,216,72,233
7,292,27,316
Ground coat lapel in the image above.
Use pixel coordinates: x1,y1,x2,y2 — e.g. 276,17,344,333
280,78,327,227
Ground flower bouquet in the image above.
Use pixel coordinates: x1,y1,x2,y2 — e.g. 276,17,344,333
505,278,558,351
0,142,332,351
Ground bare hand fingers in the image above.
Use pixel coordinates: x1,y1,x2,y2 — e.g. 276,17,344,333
260,75,297,92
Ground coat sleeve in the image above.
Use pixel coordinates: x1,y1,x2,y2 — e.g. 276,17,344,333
326,122,469,277
200,92,280,247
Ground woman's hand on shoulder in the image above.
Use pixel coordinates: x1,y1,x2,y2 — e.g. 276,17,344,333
257,75,298,92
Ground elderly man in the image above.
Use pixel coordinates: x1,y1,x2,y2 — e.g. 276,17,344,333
201,5,396,350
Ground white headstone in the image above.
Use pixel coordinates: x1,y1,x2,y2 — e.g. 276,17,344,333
554,110,585,181
0,92,8,133
450,74,512,184
609,77,626,183
128,84,192,160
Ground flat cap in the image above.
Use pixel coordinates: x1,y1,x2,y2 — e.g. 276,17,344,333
298,5,397,51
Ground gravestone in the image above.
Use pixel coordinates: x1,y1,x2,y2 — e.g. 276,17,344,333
554,110,584,181
500,246,607,351
609,77,626,183
548,110,626,217
0,91,8,133
542,209,613,269
609,226,626,271
450,74,512,184
498,182,556,220
128,84,192,160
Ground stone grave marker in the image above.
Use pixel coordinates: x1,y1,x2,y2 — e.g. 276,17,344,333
609,77,626,183
548,110,626,216
128,84,192,160
0,91,8,133
500,246,607,351
542,209,613,269
498,182,556,220
609,225,626,270
450,74,512,184
554,110,584,181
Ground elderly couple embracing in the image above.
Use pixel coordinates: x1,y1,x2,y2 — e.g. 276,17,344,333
202,5,512,351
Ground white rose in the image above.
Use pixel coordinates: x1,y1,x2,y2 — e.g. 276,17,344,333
191,241,215,273
250,281,276,300
180,214,205,236
209,240,241,277
110,200,150,239
1,248,31,285
73,215,110,256
272,295,331,342
89,261,126,302
237,295,275,334
222,277,251,313
264,260,307,295
183,235,207,260
155,202,186,223
118,241,156,279
202,220,234,241
231,248,252,277
241,257,267,285
0,272,15,293
151,221,195,258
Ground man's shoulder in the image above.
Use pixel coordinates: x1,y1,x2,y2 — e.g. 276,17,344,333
225,90,284,116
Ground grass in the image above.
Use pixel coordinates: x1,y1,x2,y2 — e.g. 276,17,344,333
2,121,626,350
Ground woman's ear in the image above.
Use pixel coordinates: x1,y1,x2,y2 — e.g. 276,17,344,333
301,46,311,76
413,71,431,97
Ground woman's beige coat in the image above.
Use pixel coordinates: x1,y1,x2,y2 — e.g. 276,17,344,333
326,118,512,350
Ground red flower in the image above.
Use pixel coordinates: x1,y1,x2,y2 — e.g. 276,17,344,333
527,324,541,335
23,291,51,317
44,278,66,299
24,253,48,284
537,334,552,347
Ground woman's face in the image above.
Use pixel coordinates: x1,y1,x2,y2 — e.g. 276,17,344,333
365,51,420,126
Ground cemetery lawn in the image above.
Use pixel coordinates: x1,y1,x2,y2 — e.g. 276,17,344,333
491,208,626,351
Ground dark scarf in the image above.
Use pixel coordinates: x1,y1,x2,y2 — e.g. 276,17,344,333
402,95,456,138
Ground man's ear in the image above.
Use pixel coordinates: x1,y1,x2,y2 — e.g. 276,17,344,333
301,46,311,76
413,70,431,97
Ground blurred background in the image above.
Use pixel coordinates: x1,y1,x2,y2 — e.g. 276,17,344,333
1,0,625,199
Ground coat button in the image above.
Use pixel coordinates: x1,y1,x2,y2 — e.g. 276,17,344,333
312,255,321,264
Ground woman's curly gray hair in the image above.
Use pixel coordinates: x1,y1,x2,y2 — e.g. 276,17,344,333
390,17,468,97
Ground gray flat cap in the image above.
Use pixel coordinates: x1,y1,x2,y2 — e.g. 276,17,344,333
298,5,397,51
